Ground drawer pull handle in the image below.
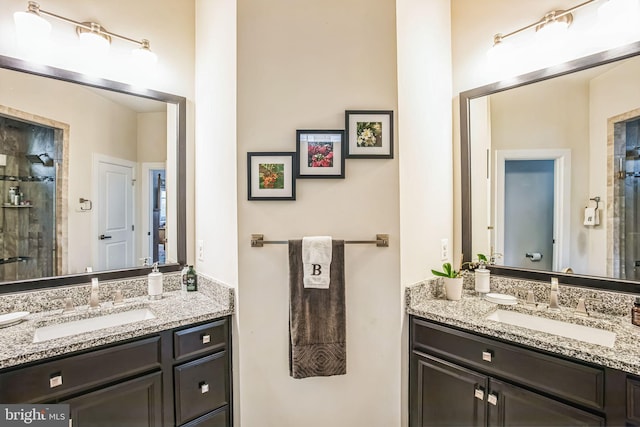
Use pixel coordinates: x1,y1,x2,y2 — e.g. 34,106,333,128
488,393,498,406
201,334,211,344
474,388,484,400
200,382,209,394
49,374,63,388
482,351,492,362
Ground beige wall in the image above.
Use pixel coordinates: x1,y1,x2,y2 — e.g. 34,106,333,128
235,0,399,425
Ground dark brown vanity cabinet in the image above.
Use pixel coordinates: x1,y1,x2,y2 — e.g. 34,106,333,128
172,319,231,426
0,316,232,427
408,316,631,427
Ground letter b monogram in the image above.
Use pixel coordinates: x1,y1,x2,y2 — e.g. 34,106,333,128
311,264,322,275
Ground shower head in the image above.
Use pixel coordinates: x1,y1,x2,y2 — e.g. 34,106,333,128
25,153,54,166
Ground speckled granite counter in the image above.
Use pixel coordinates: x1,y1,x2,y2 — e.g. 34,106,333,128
0,274,234,370
406,277,640,376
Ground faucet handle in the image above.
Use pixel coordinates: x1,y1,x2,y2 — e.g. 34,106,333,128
575,298,588,316
525,290,536,306
574,297,599,317
52,296,75,313
113,289,124,304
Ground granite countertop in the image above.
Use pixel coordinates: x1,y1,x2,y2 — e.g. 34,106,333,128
406,279,640,376
0,278,235,370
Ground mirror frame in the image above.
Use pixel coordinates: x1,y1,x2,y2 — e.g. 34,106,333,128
460,41,640,294
0,54,186,293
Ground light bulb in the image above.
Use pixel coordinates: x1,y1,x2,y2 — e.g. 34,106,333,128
596,0,640,46
78,31,110,56
132,44,158,69
13,10,51,43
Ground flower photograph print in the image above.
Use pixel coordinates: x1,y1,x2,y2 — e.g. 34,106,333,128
296,130,345,179
345,110,394,158
247,152,296,200
259,163,285,189
356,121,382,147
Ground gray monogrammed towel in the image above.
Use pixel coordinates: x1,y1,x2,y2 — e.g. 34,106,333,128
289,239,346,379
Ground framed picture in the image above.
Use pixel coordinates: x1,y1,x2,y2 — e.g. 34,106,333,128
296,130,345,179
247,152,296,200
345,110,394,159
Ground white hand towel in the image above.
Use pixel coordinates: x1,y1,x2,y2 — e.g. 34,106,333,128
302,236,332,289
584,207,599,226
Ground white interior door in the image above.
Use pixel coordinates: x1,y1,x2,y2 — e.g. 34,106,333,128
95,157,135,270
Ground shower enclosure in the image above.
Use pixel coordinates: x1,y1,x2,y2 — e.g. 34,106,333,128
0,115,57,281
613,116,640,280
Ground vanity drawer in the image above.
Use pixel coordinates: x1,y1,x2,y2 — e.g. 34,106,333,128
412,318,605,410
0,336,161,403
174,319,227,361
174,351,229,426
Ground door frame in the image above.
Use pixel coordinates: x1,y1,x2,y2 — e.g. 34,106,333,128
141,162,166,263
495,149,571,271
92,154,137,270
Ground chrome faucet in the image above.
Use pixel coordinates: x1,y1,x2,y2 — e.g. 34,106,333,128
88,277,100,309
549,277,560,309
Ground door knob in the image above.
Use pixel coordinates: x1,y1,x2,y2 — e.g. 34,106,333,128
98,234,112,240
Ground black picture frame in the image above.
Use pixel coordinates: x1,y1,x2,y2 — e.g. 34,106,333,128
295,130,345,179
247,152,296,201
345,110,394,158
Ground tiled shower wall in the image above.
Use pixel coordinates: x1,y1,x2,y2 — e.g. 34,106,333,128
0,116,56,281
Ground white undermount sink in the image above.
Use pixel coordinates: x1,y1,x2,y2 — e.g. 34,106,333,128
485,309,616,348
33,308,156,343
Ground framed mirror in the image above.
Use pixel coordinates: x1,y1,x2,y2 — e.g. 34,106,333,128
461,41,640,293
0,54,186,293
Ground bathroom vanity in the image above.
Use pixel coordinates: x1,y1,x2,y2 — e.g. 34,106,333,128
406,279,640,426
0,276,234,427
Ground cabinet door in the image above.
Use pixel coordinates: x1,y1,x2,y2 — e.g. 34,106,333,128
487,378,604,427
410,351,487,427
63,371,162,427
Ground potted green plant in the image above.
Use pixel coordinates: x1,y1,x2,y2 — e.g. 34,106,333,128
431,262,464,301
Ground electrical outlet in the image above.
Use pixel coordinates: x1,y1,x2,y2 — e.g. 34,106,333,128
440,238,449,261
197,240,204,261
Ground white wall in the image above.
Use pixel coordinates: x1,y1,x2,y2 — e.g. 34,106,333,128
235,0,399,425
396,2,452,425
194,0,238,287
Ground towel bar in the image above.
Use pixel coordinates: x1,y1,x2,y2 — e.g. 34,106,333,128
250,234,389,248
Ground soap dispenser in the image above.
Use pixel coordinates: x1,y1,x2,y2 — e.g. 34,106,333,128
148,262,163,300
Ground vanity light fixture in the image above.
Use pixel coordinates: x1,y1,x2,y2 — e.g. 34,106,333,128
13,1,157,64
488,0,600,54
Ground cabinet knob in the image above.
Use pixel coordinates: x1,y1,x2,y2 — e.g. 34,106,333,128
488,393,498,406
474,388,484,400
199,382,209,394
201,334,211,344
482,351,493,362
49,374,63,388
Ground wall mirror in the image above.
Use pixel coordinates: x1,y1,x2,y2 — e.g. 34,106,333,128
461,41,640,293
0,55,186,293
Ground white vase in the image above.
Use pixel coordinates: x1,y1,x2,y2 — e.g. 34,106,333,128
443,277,464,301
475,268,490,293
